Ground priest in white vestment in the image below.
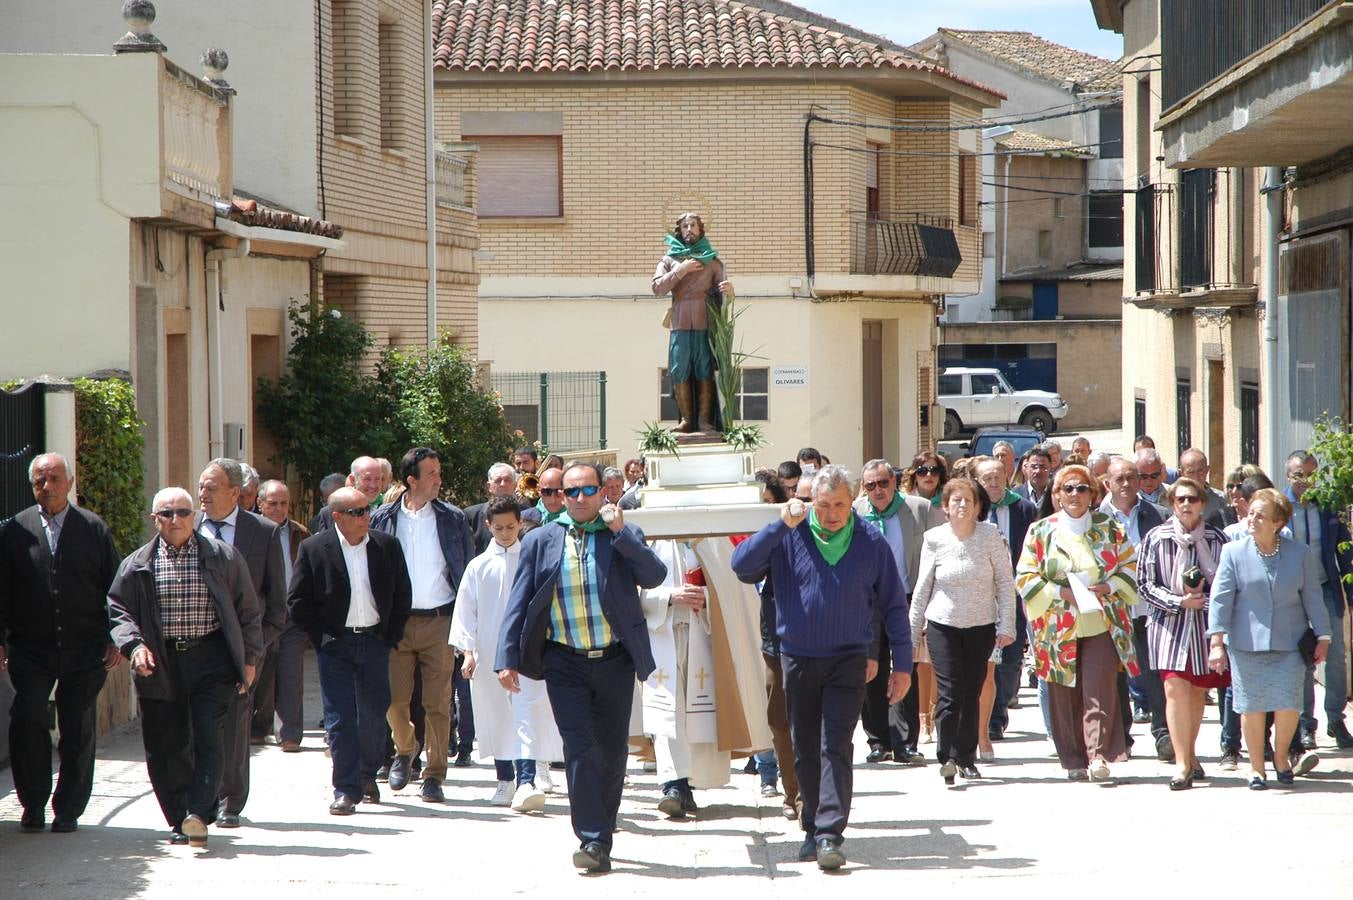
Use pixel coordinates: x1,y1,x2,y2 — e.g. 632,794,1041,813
642,537,772,817
451,497,562,813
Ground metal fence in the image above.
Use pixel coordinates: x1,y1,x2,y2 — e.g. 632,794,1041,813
491,371,607,452
850,212,961,278
0,382,45,524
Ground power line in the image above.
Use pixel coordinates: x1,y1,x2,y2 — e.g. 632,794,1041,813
808,140,1123,160
807,102,1116,133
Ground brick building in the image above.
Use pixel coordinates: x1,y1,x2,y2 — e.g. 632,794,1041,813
432,0,1001,469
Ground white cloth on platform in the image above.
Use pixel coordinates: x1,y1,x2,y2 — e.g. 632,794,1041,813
450,540,562,762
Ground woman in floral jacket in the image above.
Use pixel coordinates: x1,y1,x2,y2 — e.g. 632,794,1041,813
1017,465,1140,782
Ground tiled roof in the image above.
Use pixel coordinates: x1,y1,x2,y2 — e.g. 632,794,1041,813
227,198,343,240
935,29,1119,91
431,0,994,91
992,130,1091,155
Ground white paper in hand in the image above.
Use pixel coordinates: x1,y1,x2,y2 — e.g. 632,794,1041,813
1068,572,1104,615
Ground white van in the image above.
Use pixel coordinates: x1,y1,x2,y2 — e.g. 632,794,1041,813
937,367,1069,438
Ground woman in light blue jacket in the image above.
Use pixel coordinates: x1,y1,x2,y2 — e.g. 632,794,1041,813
1206,489,1332,790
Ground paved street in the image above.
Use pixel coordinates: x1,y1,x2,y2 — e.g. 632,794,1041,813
3,654,1351,899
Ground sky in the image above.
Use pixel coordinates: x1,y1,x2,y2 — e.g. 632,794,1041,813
785,0,1122,60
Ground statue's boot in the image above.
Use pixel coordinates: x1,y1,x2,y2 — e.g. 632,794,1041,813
674,381,697,433
696,379,718,433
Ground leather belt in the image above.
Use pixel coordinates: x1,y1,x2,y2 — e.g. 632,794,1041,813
408,603,453,618
549,641,623,660
167,630,221,652
345,625,381,635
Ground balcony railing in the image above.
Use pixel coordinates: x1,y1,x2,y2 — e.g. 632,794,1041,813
435,151,470,209
160,58,231,204
1178,168,1215,290
1134,184,1172,294
1161,0,1333,110
850,212,961,278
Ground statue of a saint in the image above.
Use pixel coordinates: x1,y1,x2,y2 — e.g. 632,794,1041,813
651,213,734,433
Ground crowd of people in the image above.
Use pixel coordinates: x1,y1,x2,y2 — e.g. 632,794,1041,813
0,433,1347,871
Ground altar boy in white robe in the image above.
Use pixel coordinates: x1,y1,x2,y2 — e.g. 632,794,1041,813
642,537,772,818
451,496,563,813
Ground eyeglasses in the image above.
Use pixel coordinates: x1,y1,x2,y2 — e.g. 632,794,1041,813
1225,483,1243,491
1174,495,1202,504
539,488,562,497
339,507,370,517
1287,473,1309,483
1060,484,1092,495
1139,470,1163,479
153,508,194,520
914,466,943,477
862,480,893,492
563,485,602,499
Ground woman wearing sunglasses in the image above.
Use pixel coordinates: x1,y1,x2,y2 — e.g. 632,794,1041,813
903,453,948,509
1135,477,1230,789
1016,465,1140,782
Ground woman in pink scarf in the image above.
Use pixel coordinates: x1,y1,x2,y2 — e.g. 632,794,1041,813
1137,477,1230,790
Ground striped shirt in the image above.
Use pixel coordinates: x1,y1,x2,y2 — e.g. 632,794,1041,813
154,537,220,640
1137,520,1228,673
548,527,613,650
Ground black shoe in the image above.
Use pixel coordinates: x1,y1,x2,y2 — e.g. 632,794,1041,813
361,780,381,804
20,810,44,833
454,748,475,768
680,790,698,813
216,812,241,828
181,813,208,848
420,777,445,804
375,765,390,782
572,841,611,873
797,835,817,861
1328,721,1353,749
168,829,189,844
743,757,758,774
894,747,925,766
329,795,357,816
50,816,78,833
657,786,686,818
1299,729,1318,751
865,747,891,763
1155,734,1176,763
988,728,1005,742
816,837,846,870
388,754,414,791
958,764,982,779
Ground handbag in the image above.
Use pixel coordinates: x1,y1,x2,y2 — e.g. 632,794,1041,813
1298,628,1318,666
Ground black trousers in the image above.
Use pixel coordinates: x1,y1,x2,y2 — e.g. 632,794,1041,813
250,639,281,739
6,641,107,820
271,622,309,745
452,654,475,752
220,637,272,814
861,641,908,753
139,632,236,829
783,652,867,840
926,621,996,766
542,643,635,852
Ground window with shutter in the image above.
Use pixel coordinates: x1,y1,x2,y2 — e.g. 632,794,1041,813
468,135,562,218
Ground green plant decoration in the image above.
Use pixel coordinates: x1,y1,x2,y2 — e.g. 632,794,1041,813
636,420,679,457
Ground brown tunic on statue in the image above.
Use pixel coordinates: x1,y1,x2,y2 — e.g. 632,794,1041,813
652,256,727,330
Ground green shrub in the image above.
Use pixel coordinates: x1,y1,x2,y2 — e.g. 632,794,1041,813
73,377,145,554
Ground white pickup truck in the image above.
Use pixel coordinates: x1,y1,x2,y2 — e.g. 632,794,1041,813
938,367,1069,438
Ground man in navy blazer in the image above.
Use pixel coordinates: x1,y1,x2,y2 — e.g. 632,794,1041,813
288,487,412,815
1285,451,1353,748
496,461,666,874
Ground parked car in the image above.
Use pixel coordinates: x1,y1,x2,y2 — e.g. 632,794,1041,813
937,367,1069,438
963,425,1045,459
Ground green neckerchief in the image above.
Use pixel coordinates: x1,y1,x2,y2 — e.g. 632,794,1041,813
929,493,942,508
994,488,1022,509
664,233,719,262
863,492,905,532
807,508,855,566
536,500,564,525
558,510,609,533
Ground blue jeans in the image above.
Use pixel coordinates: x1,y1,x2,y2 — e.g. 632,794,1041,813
1219,685,1241,753
990,603,1028,735
316,632,392,801
1301,584,1347,732
755,749,779,786
494,758,538,786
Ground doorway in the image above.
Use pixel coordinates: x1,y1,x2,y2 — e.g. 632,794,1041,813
862,321,883,461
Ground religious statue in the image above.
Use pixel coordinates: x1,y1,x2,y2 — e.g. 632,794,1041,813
651,213,734,433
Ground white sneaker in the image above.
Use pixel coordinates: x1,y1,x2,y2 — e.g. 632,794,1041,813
511,783,546,813
642,761,657,773
491,780,515,806
537,767,555,794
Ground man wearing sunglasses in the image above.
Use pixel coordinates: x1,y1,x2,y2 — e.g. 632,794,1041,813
535,467,566,525
107,487,262,848
852,459,939,764
1135,448,1169,506
496,462,666,873
288,487,412,816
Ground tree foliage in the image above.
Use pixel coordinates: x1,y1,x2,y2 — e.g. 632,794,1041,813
256,305,399,514
73,377,145,554
378,334,515,505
